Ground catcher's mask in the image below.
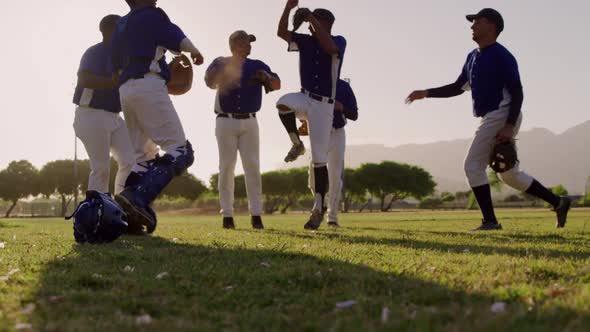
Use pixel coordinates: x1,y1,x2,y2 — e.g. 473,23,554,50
66,191,128,244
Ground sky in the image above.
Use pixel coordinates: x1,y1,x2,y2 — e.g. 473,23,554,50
0,0,588,184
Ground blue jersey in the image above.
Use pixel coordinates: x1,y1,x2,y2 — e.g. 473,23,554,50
111,6,186,85
333,79,358,129
206,57,279,114
73,42,120,113
456,43,521,117
288,32,346,99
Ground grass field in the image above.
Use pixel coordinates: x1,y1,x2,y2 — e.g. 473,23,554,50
0,209,589,331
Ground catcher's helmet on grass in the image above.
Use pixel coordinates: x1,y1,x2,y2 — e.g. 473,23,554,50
66,191,128,244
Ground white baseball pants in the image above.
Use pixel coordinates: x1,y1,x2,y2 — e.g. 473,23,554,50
73,106,135,194
215,117,263,217
464,109,533,191
276,92,334,166
309,127,346,222
119,73,187,164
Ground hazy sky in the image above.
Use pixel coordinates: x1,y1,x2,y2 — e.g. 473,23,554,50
1,0,588,183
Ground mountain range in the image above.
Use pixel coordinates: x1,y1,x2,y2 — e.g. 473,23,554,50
289,121,590,194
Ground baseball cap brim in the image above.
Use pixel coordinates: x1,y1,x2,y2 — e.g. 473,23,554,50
465,14,479,22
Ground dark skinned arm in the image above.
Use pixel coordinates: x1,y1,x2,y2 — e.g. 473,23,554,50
78,70,117,90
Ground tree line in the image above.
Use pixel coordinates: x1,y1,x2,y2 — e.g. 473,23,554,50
0,159,436,217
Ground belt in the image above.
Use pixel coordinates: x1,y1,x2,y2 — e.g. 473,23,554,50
216,113,256,119
301,89,334,104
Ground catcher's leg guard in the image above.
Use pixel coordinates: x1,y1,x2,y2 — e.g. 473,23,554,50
126,140,194,206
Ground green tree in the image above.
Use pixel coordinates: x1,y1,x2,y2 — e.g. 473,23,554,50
39,160,90,217
0,161,40,217
342,168,366,213
161,172,208,201
280,168,310,214
356,161,436,212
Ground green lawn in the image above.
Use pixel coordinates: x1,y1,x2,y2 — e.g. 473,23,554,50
0,209,589,331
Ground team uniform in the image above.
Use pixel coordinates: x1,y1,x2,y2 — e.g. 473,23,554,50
425,39,569,229
205,57,279,221
73,42,135,194
277,28,347,229
111,6,195,232
447,43,533,190
277,32,346,166
308,79,358,225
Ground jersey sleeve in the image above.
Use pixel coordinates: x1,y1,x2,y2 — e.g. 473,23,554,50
257,60,280,80
152,9,187,52
78,47,100,74
334,36,347,60
456,53,471,91
205,57,224,86
288,32,312,52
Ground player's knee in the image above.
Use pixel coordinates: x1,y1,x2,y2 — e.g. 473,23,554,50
498,170,532,191
277,104,293,113
167,140,194,175
312,162,327,168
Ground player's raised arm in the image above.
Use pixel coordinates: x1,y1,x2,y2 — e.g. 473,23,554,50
307,13,339,55
278,0,298,42
78,70,117,90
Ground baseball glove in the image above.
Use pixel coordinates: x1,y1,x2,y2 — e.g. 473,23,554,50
247,70,273,94
489,141,518,173
293,7,312,32
298,120,309,136
167,54,193,95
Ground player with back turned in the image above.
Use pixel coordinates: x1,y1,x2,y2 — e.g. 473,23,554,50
406,8,571,231
111,0,205,234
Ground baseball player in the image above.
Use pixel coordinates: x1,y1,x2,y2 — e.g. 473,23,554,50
205,31,281,230
300,78,358,228
73,14,135,195
111,0,204,233
406,8,571,230
277,0,347,230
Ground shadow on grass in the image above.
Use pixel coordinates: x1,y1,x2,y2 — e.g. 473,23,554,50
30,235,588,331
261,229,590,261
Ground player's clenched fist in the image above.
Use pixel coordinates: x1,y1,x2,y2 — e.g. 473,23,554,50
191,51,204,66
286,0,298,10
405,90,428,104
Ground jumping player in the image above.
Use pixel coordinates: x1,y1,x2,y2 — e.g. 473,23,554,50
300,78,358,228
276,0,347,230
406,8,571,230
111,0,204,233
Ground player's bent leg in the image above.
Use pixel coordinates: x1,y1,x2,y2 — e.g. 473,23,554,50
110,118,136,195
116,140,194,234
464,146,501,230
511,171,570,228
277,93,308,162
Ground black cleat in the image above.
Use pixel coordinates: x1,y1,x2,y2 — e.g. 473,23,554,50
223,217,235,229
327,221,340,228
471,220,503,231
115,191,157,234
304,209,324,230
251,216,264,230
284,142,305,163
554,196,571,228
